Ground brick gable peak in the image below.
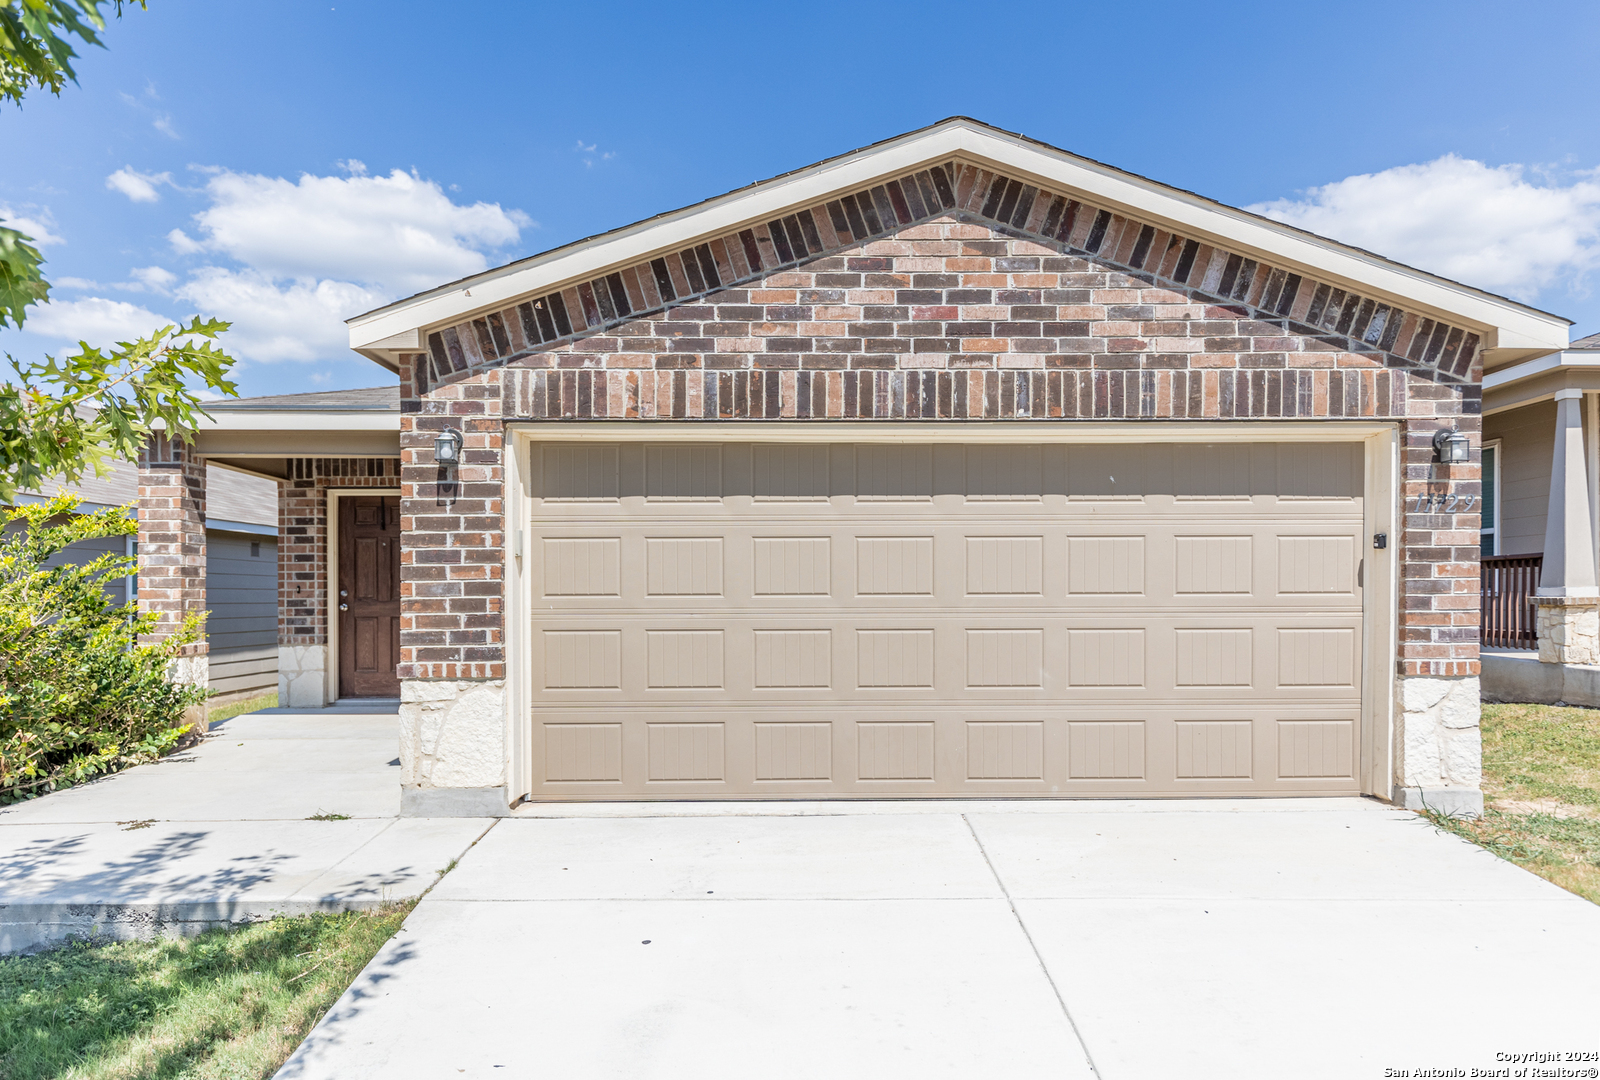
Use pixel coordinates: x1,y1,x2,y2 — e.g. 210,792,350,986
421,160,1481,393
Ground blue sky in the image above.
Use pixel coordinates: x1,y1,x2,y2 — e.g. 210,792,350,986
3,0,1599,397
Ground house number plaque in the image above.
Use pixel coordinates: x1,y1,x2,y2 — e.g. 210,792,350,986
1410,494,1479,513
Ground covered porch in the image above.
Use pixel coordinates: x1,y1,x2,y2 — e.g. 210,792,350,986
1481,332,1600,702
136,386,402,709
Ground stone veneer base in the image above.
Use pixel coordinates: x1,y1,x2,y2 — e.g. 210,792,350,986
1395,674,1482,802
1535,596,1600,665
278,645,330,709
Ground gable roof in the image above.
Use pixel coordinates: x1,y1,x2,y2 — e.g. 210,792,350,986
348,117,1569,373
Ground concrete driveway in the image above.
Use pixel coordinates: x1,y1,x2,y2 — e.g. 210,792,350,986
278,799,1600,1080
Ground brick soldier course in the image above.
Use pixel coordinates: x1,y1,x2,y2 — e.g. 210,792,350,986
139,119,1570,814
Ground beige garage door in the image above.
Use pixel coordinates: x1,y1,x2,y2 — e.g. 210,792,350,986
526,440,1365,799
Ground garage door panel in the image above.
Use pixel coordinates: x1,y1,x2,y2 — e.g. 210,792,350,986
531,617,1357,707
530,704,1363,797
527,440,1366,799
530,528,1364,614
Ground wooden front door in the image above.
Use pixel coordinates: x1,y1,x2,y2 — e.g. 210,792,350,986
339,495,401,698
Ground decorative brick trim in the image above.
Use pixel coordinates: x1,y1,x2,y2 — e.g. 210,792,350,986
137,434,207,657
279,457,401,648
500,365,1404,421
425,162,1479,392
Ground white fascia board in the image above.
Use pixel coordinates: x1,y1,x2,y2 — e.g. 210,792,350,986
194,410,399,433
348,120,1569,354
1484,351,1600,392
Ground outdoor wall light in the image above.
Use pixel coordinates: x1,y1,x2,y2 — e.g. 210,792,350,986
433,427,464,466
1432,428,1471,465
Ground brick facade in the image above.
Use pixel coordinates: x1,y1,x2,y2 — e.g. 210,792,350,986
398,168,1482,686
398,376,505,681
279,457,401,648
137,434,208,659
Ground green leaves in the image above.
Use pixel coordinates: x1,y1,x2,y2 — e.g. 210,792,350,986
0,224,48,330
0,495,205,801
0,0,143,107
0,316,239,503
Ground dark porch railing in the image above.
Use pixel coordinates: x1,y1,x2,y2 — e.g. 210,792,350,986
1481,554,1542,649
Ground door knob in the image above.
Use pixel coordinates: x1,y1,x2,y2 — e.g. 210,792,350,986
339,603,349,611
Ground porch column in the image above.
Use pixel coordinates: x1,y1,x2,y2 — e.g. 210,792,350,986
137,434,210,701
1535,389,1600,663
278,460,334,708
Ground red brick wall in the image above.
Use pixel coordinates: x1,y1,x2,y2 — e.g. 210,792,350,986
278,457,401,648
398,368,504,680
401,207,1481,682
137,434,207,656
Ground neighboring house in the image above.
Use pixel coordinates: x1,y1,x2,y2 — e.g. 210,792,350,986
14,458,280,703
135,118,1571,817
1481,331,1600,704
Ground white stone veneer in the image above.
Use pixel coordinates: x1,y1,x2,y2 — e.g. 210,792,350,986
278,645,330,708
1535,597,1600,666
1393,674,1483,814
399,679,506,791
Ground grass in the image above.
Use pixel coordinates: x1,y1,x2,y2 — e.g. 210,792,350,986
205,691,278,726
1423,702,1600,904
0,902,413,1080
304,811,350,821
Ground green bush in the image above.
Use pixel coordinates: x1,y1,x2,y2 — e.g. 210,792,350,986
0,494,205,803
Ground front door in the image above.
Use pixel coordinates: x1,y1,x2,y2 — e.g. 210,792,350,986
339,495,401,698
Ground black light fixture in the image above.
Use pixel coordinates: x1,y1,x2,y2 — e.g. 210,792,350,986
1432,427,1470,465
433,427,464,466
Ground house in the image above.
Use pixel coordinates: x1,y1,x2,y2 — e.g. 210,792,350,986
135,118,1571,816
1480,331,1600,704
14,458,280,705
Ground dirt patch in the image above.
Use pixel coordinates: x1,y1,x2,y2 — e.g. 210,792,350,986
1489,798,1597,819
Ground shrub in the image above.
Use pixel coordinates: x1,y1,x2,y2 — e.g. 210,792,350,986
0,494,205,803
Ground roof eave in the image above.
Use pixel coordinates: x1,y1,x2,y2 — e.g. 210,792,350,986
347,117,1570,364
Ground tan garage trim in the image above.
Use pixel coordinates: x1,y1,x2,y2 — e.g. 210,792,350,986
505,423,1397,802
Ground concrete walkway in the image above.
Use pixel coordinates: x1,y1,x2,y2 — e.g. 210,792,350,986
278,799,1600,1080
0,707,491,953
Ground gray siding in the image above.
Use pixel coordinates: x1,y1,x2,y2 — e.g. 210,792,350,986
1,519,133,606
1485,401,1555,557
206,530,278,695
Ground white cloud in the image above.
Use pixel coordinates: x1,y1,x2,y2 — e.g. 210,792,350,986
174,268,384,362
126,265,176,292
152,115,178,139
1249,155,1600,302
24,296,173,345
24,163,530,365
106,167,172,203
167,228,203,254
0,205,64,246
574,139,616,168
178,167,529,295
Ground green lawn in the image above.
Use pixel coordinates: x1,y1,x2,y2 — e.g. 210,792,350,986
1426,702,1600,904
0,903,412,1080
206,691,278,726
